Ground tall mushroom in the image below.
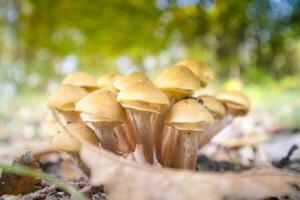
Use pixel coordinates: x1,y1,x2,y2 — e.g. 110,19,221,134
47,84,88,124
176,59,215,87
75,89,127,153
165,98,214,169
62,71,98,92
154,65,203,155
113,71,149,151
117,79,170,163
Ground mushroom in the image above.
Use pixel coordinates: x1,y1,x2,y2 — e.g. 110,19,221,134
75,89,127,153
114,71,148,91
216,90,250,116
155,65,202,101
117,79,170,163
62,71,98,92
113,71,149,151
97,72,124,88
165,98,214,169
154,65,203,155
47,84,88,124
52,122,99,176
196,95,227,147
52,122,99,152
175,59,215,86
195,91,251,148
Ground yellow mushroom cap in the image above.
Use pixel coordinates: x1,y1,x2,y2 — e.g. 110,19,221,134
117,79,170,114
176,59,215,85
47,84,88,111
52,122,99,152
219,133,267,149
197,95,226,119
97,72,124,88
165,98,215,132
155,65,202,98
113,71,148,91
62,71,98,89
75,89,126,123
216,91,250,116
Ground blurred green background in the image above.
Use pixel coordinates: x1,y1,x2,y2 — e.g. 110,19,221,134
0,0,299,137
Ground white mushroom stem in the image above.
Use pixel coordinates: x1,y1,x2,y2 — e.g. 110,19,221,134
198,115,233,148
179,132,199,169
130,109,155,164
91,123,119,153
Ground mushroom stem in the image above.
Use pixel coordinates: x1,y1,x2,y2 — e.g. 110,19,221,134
114,126,131,153
151,114,164,154
124,110,140,149
161,126,179,167
92,123,119,153
130,109,155,164
179,132,199,169
198,115,233,148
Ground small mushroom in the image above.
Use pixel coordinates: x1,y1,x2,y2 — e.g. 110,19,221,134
97,72,124,88
117,79,170,163
196,95,228,147
165,99,214,169
52,122,99,152
62,71,98,91
155,65,203,101
75,89,127,152
47,84,88,123
176,59,215,86
114,71,148,91
216,90,250,116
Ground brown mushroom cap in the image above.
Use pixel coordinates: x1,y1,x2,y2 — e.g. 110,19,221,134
97,72,124,88
197,95,226,119
75,89,126,123
165,99,215,132
117,79,170,114
52,122,99,152
216,91,250,116
47,84,88,111
62,71,98,89
176,59,215,86
114,71,148,91
155,65,202,99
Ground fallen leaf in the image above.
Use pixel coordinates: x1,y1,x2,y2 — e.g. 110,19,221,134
79,142,300,200
0,152,41,195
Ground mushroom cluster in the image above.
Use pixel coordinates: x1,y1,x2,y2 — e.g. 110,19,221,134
47,59,250,170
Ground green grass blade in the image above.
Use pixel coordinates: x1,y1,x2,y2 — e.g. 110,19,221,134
0,163,88,200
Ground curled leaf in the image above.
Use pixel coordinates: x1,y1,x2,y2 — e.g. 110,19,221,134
79,143,300,200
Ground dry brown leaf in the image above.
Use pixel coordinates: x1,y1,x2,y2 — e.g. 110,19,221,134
0,152,41,195
79,142,300,200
